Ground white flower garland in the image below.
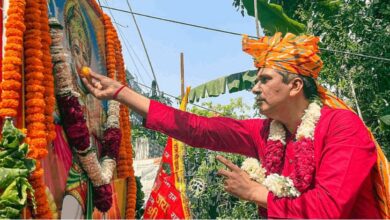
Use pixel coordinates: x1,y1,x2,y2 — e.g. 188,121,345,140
241,101,322,198
50,18,118,187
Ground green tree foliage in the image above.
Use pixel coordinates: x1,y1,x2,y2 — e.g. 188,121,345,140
185,98,259,219
233,0,390,157
135,176,145,219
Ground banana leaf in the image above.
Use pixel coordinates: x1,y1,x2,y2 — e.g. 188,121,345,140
189,70,257,103
241,0,305,35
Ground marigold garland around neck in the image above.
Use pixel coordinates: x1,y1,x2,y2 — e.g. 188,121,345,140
242,101,322,198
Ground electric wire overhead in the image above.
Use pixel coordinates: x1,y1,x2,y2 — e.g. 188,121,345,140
101,5,390,62
125,0,160,94
102,0,149,85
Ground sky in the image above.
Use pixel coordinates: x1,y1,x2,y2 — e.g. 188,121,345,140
100,0,260,110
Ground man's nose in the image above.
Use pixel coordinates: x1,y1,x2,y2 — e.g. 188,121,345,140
252,82,261,95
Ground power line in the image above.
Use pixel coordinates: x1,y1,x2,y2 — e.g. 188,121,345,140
124,0,161,93
101,6,245,39
101,0,148,85
116,26,147,84
100,5,390,62
117,26,155,82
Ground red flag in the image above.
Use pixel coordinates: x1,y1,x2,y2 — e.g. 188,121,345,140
144,137,191,219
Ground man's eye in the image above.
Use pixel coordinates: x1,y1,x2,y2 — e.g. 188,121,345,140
260,78,269,83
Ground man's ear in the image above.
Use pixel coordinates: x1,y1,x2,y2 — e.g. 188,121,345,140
289,77,304,97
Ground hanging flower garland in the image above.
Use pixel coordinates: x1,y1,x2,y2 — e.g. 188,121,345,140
117,43,137,219
39,0,56,142
49,16,120,213
0,0,26,118
241,101,321,198
103,13,137,218
23,0,53,218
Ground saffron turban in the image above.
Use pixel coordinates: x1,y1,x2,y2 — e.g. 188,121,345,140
242,32,323,79
242,32,390,218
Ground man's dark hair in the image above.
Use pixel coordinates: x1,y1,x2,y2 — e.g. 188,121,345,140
276,70,319,101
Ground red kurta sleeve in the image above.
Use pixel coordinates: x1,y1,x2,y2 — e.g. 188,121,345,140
144,100,265,158
267,109,378,218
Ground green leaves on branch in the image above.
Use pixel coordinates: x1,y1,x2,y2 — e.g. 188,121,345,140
380,115,390,127
233,0,305,35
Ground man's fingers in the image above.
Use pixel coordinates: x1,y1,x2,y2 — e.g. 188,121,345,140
217,169,233,178
93,80,102,90
216,155,240,171
82,77,98,93
88,69,105,80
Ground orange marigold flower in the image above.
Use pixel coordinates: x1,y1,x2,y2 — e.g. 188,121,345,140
25,72,44,81
1,90,19,99
26,85,45,93
1,99,19,108
25,65,44,73
3,56,22,65
24,40,42,49
30,138,47,149
6,28,24,37
2,71,22,80
25,98,45,108
26,113,45,123
5,20,26,31
24,32,41,40
25,49,43,58
25,57,43,65
1,80,22,90
29,130,46,138
27,122,46,131
4,43,23,51
0,109,17,117
7,7,25,16
25,92,44,100
26,107,45,115
4,49,23,58
6,36,23,45
25,21,41,29
2,64,18,72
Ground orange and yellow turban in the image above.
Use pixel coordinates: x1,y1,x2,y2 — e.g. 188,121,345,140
242,32,390,218
242,32,323,79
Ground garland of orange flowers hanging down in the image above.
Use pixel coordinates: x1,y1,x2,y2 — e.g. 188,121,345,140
23,0,53,218
103,13,136,218
116,29,137,220
39,0,56,142
0,0,26,118
116,37,137,220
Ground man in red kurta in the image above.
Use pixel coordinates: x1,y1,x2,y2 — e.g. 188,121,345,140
144,100,380,218
80,32,387,218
